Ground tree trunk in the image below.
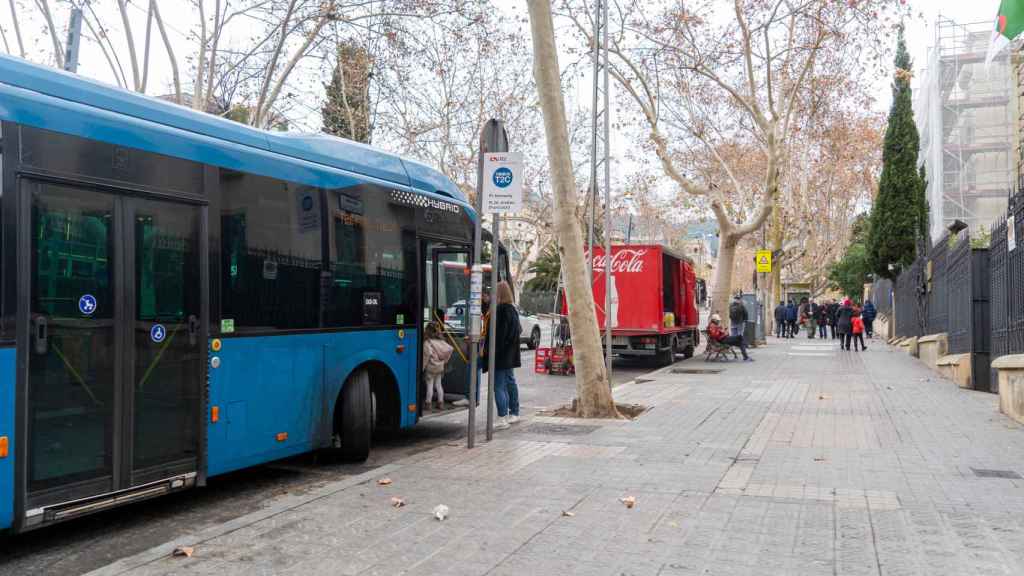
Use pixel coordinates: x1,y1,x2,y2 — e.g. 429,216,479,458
769,205,784,327
526,0,617,419
712,234,739,329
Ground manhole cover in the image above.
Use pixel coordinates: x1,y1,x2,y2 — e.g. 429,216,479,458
971,468,1022,479
670,368,724,375
518,423,600,436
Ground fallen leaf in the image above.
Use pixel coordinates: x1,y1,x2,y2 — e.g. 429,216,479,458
390,497,405,508
561,510,575,517
377,478,393,486
620,496,636,509
668,521,679,528
172,547,194,558
813,457,827,462
818,394,830,400
433,504,449,521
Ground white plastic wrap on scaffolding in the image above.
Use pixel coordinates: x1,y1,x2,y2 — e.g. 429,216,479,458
913,18,1015,243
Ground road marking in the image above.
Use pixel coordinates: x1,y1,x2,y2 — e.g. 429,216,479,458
787,352,833,357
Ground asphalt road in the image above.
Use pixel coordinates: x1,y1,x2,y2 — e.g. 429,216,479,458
0,347,658,576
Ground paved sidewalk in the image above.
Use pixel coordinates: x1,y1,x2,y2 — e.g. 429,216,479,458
90,338,1024,576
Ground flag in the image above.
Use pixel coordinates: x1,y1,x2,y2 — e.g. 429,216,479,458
987,0,1024,67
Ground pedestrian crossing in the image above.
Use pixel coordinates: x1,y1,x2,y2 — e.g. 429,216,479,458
786,340,840,357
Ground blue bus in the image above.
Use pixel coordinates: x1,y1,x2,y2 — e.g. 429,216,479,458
0,54,499,532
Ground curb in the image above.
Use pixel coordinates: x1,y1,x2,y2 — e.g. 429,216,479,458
83,462,404,576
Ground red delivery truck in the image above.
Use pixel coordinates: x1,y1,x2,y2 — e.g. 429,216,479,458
564,244,700,366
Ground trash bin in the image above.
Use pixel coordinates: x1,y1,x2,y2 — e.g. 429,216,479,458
739,293,764,345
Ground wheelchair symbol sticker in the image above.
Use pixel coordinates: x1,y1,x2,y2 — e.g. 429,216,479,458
151,324,166,344
78,294,97,316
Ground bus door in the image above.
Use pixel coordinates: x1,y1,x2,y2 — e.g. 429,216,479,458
424,246,471,403
20,181,205,526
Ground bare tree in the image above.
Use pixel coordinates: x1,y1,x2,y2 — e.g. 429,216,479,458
527,0,617,419
567,0,906,322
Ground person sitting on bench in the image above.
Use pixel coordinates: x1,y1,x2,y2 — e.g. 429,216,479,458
707,313,753,362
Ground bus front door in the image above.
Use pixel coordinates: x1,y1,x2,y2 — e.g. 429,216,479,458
20,181,205,528
424,247,472,405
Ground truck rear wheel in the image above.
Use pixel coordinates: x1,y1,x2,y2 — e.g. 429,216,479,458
656,347,674,367
334,368,372,462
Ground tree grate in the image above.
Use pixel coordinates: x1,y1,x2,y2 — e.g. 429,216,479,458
516,423,601,436
670,368,724,375
971,468,1022,479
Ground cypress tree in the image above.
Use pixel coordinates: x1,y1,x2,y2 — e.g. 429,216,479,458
868,27,928,279
322,41,373,144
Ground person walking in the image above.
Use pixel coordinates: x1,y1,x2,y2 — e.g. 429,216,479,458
836,298,855,351
729,295,748,338
707,314,753,361
483,281,522,430
862,299,877,339
815,301,828,339
422,323,454,411
827,299,840,340
774,301,786,338
785,300,798,338
851,311,867,351
797,298,810,338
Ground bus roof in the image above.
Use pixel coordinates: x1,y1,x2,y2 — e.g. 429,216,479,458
0,54,469,209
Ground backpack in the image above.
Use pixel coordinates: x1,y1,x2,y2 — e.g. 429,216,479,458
729,301,745,322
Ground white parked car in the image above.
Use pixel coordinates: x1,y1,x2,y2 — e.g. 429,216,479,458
441,301,541,350
517,308,543,350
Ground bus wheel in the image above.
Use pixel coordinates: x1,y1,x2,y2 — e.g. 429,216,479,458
335,368,372,462
682,345,695,359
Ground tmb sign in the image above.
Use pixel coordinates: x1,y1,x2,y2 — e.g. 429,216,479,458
482,152,523,213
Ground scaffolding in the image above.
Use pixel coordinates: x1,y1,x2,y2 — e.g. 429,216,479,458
915,18,1017,242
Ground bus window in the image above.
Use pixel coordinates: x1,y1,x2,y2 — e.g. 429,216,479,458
324,187,416,327
219,173,322,332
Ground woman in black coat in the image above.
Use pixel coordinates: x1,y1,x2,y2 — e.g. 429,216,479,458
836,298,855,350
483,281,521,429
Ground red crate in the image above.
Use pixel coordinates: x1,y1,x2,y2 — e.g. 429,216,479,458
534,348,551,373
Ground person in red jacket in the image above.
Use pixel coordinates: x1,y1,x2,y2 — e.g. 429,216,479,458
851,311,867,352
707,314,752,361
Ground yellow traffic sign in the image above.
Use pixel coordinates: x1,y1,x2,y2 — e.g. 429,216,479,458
756,249,772,273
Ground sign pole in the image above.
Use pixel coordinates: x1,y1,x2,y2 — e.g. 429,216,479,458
469,120,508,449
486,215,499,441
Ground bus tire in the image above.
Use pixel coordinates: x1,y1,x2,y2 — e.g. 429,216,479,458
682,345,695,359
336,368,372,462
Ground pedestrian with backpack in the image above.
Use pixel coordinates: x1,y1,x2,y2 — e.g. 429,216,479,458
729,295,748,339
423,323,454,411
785,300,798,338
862,299,877,339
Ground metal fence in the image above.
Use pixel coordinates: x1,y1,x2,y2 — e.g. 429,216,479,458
991,190,1024,389
924,234,950,335
871,278,894,318
894,258,925,339
946,233,991,391
890,230,993,390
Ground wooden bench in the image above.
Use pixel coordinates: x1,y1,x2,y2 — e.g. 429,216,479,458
703,330,739,361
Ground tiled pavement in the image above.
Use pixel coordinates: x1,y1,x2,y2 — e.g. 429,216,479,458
90,338,1024,576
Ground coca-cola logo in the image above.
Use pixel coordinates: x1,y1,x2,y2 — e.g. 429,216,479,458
593,249,648,273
